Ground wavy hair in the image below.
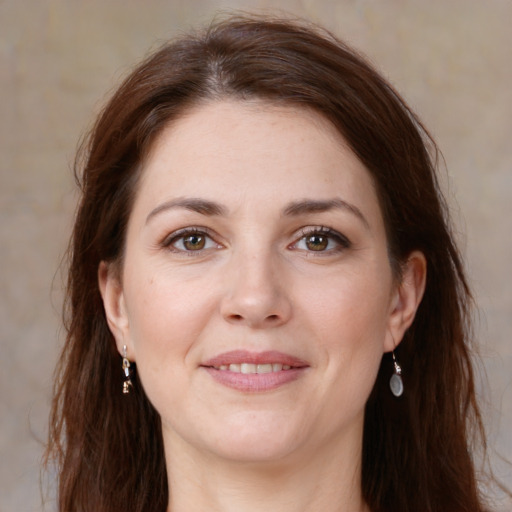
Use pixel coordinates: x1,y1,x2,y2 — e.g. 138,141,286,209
45,15,489,512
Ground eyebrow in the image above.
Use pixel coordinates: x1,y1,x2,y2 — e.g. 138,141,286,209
282,198,370,229
146,197,227,223
146,196,369,230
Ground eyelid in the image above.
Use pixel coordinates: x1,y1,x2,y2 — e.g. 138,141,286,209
162,226,223,252
160,225,350,254
289,226,351,252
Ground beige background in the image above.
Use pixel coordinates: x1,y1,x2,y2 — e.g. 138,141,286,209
1,1,511,510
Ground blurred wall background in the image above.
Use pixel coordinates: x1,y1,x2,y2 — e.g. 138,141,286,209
1,0,510,510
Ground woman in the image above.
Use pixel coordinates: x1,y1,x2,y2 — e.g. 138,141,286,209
46,15,491,512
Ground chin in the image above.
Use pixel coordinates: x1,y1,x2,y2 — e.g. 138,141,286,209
203,415,307,464
212,436,300,464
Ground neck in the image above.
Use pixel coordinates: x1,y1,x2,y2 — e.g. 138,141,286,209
163,427,369,512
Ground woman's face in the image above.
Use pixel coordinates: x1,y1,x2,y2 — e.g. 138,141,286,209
101,100,424,465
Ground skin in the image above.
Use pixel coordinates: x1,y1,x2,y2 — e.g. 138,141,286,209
99,100,426,512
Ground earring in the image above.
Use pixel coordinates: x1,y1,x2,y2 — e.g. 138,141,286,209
389,351,404,397
122,345,133,394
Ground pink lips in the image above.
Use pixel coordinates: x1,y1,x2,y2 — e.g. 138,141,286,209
201,350,309,392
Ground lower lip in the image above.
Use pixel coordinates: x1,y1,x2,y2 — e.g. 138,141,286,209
203,367,306,392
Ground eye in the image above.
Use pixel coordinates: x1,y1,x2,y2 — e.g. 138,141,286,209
291,227,351,253
164,228,221,253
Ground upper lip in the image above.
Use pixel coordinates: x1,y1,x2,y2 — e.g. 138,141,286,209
202,350,309,368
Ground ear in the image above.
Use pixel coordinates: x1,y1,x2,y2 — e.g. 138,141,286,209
385,251,427,352
98,261,132,358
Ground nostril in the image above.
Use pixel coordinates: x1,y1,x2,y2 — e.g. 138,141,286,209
227,313,280,323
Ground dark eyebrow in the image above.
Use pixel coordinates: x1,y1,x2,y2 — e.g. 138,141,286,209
282,198,370,229
146,197,227,224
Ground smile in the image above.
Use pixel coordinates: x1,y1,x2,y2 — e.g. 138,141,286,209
213,363,292,373
202,350,309,392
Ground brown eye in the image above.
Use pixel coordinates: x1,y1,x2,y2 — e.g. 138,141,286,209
290,227,351,254
305,234,329,251
166,229,219,253
182,234,206,250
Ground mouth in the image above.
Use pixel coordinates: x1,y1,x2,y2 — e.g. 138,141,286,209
201,350,309,392
211,363,293,373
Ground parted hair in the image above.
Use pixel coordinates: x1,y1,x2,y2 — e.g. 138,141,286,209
45,15,489,512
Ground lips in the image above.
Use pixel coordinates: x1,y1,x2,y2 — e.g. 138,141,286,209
202,350,308,369
201,350,309,392
215,363,292,373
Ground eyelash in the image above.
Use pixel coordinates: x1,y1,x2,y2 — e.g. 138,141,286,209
290,226,351,254
162,227,221,254
161,226,351,255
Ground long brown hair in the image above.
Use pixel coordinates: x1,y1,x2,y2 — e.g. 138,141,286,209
46,15,490,512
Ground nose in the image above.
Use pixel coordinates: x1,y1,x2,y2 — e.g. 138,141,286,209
220,249,292,329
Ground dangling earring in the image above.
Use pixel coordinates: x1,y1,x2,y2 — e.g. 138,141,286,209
389,351,404,397
122,345,133,394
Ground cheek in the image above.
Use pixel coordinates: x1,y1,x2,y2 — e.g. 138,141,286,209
304,267,391,345
302,268,391,394
123,268,218,364
122,270,218,416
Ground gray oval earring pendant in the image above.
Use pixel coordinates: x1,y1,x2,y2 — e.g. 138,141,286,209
390,351,404,397
390,373,404,397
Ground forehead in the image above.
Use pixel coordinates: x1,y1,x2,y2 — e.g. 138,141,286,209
134,100,382,223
